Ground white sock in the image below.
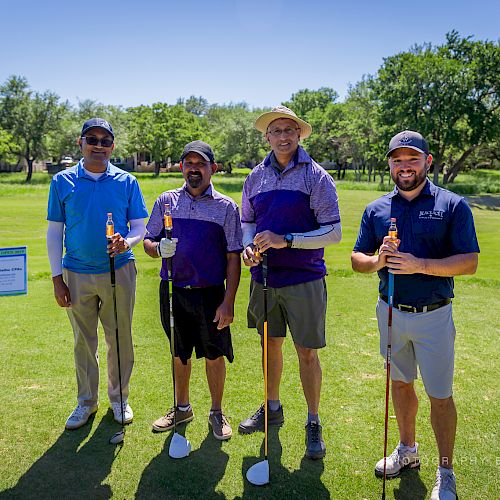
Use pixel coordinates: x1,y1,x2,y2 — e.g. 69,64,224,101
177,403,191,412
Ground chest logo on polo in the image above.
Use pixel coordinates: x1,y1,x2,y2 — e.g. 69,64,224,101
419,210,444,220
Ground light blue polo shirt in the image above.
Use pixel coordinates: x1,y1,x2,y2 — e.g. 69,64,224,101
47,160,148,274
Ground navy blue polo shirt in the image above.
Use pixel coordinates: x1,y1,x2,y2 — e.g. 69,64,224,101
353,180,479,306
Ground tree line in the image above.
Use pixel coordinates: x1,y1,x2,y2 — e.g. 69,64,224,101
0,31,498,183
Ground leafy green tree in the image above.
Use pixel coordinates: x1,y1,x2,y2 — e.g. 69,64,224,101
285,87,338,118
372,31,499,184
205,103,267,166
125,103,203,175
177,95,209,117
0,75,63,181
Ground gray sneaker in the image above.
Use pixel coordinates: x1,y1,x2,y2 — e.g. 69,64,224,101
209,411,232,441
375,442,420,478
430,467,458,500
65,404,98,430
152,406,194,432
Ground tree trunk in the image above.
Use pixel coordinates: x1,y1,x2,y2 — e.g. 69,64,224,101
154,161,160,177
25,158,33,183
443,147,476,184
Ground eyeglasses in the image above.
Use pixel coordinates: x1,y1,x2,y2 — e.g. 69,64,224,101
266,127,300,137
82,136,114,147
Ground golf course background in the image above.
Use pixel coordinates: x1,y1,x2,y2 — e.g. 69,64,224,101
0,170,498,499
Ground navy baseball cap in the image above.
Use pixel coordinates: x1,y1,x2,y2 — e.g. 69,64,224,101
386,130,429,157
81,118,114,139
180,140,215,163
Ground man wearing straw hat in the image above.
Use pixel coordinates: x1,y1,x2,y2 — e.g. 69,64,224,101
238,105,342,459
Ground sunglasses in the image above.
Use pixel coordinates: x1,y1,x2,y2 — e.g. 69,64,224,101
82,136,114,147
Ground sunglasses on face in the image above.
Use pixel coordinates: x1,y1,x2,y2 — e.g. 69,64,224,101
82,136,114,147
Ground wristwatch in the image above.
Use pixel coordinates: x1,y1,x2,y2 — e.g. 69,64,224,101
284,233,293,248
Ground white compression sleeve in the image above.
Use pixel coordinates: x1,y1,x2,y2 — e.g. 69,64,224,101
242,222,257,248
125,218,146,248
47,221,64,277
291,223,342,249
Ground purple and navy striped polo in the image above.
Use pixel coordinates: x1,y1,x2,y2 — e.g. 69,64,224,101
242,146,340,288
145,184,243,287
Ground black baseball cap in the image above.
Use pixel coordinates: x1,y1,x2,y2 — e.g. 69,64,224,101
386,130,429,157
180,140,215,163
81,118,114,139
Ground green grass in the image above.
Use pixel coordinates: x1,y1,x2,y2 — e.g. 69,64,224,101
0,172,498,499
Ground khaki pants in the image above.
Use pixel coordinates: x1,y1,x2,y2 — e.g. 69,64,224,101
63,261,136,406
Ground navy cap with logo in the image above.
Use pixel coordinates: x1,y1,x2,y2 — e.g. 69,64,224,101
180,140,215,163
386,130,429,157
81,118,114,139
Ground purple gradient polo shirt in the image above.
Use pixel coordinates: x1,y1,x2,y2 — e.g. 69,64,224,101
145,183,243,287
242,146,340,287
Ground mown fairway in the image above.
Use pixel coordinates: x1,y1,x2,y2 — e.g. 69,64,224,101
0,171,498,499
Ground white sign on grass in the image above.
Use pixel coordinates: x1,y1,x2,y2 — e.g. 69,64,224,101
0,247,28,296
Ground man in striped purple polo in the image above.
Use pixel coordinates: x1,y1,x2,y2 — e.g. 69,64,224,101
238,106,342,459
143,140,243,441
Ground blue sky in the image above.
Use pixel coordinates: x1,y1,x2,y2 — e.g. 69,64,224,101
1,0,498,109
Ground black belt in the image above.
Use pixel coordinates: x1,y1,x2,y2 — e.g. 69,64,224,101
379,295,451,313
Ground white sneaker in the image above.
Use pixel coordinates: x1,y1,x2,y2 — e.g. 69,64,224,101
65,404,98,430
111,401,133,424
375,442,420,478
430,467,458,500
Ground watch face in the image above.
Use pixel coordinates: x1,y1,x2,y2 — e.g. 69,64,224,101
285,234,293,247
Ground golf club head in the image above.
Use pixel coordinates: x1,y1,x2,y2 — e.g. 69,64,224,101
169,432,191,459
109,429,125,445
246,459,269,486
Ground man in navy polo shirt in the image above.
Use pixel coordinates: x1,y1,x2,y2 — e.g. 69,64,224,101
143,140,242,441
47,118,148,430
352,131,479,499
238,106,342,459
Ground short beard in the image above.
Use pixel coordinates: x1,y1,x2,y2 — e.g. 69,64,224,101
187,173,202,188
392,170,428,192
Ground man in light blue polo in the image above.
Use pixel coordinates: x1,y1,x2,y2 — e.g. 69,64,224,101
352,130,479,499
238,106,342,459
47,118,148,429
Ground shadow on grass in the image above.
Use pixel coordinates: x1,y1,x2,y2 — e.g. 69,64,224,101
136,425,229,498
0,410,120,499
393,468,427,499
239,427,329,499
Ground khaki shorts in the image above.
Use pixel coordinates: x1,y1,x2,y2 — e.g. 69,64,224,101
247,278,327,349
376,298,456,399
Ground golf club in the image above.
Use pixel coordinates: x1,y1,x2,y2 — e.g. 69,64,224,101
107,214,126,445
382,218,397,498
164,203,191,459
246,252,270,486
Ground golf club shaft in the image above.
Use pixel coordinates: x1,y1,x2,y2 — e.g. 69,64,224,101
110,254,125,430
382,272,394,498
166,228,177,432
262,253,268,460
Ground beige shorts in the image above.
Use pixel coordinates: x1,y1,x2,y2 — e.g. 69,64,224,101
376,298,456,399
247,278,327,349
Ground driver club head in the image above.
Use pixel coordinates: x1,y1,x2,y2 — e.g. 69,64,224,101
169,431,191,459
246,459,269,486
109,429,125,445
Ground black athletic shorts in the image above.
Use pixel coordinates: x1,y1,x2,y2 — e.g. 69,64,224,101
159,281,234,365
